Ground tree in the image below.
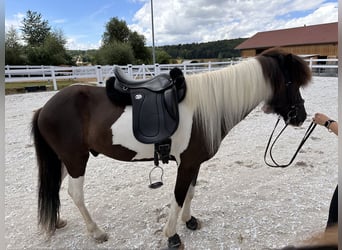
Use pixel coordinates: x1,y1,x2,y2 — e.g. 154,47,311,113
26,29,70,65
156,49,171,64
18,10,71,65
21,10,51,46
96,41,135,65
102,17,130,45
100,17,151,65
129,31,151,64
5,26,21,49
5,26,26,65
43,29,71,65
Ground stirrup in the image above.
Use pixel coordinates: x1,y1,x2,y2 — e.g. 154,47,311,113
148,166,164,189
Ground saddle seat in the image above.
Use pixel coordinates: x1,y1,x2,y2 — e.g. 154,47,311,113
111,67,186,165
114,67,173,92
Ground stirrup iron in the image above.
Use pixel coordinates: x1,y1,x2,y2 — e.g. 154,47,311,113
148,166,164,189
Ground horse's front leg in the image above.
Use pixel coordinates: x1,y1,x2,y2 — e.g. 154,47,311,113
164,165,200,248
181,184,200,230
68,176,108,242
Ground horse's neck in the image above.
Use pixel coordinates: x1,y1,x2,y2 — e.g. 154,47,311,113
184,59,272,153
220,59,272,128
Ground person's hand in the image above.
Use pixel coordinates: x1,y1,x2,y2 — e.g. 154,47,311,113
312,113,331,126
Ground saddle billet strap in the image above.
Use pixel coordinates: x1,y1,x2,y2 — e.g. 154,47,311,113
264,118,317,168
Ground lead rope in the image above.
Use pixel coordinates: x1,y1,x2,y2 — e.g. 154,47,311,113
264,117,317,168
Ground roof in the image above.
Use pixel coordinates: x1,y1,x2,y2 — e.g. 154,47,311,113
235,22,338,50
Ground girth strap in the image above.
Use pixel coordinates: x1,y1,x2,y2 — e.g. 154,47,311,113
154,138,172,165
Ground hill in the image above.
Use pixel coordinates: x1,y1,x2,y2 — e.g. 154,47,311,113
159,38,247,59
67,38,248,65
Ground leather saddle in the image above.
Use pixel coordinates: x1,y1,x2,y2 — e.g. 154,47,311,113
113,67,186,149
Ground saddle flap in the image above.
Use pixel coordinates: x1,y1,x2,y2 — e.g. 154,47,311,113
163,87,179,120
130,88,179,144
107,67,186,144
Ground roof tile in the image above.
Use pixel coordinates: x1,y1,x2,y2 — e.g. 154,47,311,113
235,22,337,49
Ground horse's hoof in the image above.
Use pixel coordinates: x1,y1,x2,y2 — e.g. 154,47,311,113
168,233,182,249
92,229,109,243
94,232,109,243
56,219,67,229
186,216,200,230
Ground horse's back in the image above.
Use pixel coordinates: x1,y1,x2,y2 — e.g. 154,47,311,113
42,84,105,108
40,84,119,119
38,85,102,129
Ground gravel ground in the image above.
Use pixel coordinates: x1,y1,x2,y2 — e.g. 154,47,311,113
5,77,338,250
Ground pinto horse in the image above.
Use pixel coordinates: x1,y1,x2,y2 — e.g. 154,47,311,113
32,48,312,248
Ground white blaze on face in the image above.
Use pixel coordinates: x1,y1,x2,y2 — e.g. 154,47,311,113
111,103,194,162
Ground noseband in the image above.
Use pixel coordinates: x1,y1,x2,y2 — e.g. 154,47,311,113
264,80,316,168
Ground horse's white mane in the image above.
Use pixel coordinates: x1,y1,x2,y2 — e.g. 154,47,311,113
183,58,272,154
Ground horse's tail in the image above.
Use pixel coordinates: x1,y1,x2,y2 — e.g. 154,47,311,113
32,108,62,234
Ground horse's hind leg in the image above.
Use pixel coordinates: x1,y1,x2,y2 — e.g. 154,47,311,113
68,175,108,242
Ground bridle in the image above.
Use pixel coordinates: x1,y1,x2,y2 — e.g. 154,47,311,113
263,65,316,168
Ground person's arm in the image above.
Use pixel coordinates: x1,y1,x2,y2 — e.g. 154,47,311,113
313,113,338,135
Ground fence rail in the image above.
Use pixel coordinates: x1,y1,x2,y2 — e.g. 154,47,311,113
4,58,338,91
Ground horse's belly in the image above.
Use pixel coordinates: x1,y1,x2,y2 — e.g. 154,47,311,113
111,104,194,162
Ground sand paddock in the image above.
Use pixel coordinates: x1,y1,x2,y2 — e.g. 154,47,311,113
5,76,337,249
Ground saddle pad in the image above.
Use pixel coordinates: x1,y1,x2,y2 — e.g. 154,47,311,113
130,87,179,144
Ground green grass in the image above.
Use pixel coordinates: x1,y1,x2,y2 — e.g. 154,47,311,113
5,80,76,89
5,79,97,94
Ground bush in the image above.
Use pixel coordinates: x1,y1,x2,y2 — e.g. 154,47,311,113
96,42,135,65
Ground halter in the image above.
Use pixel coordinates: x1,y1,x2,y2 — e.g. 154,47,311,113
264,80,316,168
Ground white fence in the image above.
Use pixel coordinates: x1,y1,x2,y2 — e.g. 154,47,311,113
4,58,338,91
307,58,338,75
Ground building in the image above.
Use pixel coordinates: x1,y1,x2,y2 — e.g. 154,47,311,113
235,22,338,59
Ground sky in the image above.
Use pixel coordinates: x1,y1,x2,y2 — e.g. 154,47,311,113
5,0,338,50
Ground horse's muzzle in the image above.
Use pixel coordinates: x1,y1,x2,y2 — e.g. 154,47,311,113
287,106,307,126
